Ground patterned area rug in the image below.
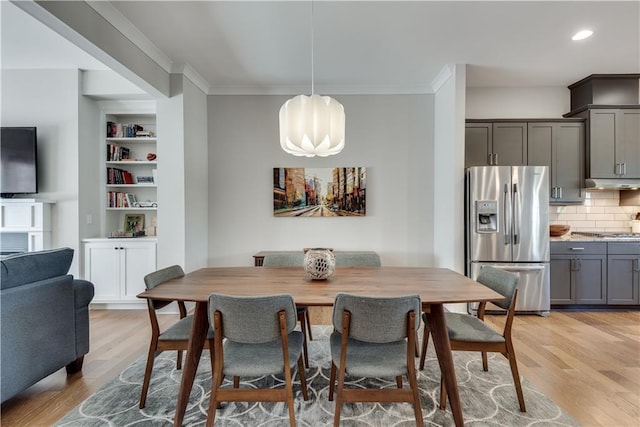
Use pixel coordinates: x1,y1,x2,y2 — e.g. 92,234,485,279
56,326,579,426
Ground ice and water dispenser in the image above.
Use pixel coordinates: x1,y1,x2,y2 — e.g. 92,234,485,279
475,200,498,233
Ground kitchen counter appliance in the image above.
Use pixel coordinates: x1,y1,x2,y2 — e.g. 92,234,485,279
466,166,550,315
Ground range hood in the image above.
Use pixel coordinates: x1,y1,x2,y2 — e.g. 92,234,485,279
585,178,640,190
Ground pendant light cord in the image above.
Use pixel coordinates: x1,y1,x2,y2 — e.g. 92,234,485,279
311,0,315,95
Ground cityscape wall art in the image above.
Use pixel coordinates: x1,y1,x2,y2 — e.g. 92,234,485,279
273,167,366,217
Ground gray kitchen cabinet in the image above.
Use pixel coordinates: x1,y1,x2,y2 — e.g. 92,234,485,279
465,121,527,167
550,242,607,305
589,108,640,179
607,242,640,305
528,121,584,204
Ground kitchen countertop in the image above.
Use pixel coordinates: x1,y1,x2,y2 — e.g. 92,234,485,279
551,234,640,242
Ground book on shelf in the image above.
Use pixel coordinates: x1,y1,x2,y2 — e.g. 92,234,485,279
107,191,138,208
106,123,147,138
107,167,134,185
107,144,130,161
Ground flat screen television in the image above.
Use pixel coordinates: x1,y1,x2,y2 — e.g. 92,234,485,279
1,127,38,197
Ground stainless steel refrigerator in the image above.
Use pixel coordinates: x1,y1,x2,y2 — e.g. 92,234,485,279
466,166,550,315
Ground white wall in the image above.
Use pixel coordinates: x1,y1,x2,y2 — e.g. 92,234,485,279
207,94,435,267
433,65,466,274
466,87,570,118
182,76,209,272
1,69,81,275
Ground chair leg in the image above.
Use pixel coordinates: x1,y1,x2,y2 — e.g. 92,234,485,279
419,326,430,370
328,363,337,401
298,310,310,368
139,345,158,409
233,376,240,388
297,357,309,400
505,344,526,412
482,351,488,371
305,308,313,341
407,364,424,426
439,376,447,410
396,376,403,388
176,350,183,370
206,364,223,427
415,331,420,357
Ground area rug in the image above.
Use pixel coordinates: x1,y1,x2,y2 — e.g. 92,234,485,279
56,326,579,426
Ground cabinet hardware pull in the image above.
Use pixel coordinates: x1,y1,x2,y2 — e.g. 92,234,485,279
551,187,556,199
558,187,562,199
622,163,626,175
488,153,493,165
570,247,585,251
493,153,498,165
634,258,639,272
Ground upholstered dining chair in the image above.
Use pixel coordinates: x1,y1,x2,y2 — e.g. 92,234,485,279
329,293,423,427
207,293,309,427
261,253,313,368
419,266,526,412
334,251,381,266
139,265,214,409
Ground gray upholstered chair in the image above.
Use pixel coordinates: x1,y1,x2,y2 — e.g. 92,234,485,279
262,253,313,368
419,266,526,412
207,293,309,426
329,293,423,427
139,265,214,408
334,251,381,266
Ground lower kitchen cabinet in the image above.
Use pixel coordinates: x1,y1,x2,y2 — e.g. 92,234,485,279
550,242,607,305
83,238,157,306
607,243,640,305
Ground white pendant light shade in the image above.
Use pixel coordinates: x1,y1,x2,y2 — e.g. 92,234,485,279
279,94,345,157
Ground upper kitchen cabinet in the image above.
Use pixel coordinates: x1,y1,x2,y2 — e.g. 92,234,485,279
564,74,640,182
527,120,585,204
589,108,640,179
465,121,527,168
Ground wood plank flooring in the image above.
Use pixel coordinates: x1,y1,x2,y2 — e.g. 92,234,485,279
1,309,638,426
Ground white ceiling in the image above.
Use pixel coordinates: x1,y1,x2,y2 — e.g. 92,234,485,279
2,1,639,95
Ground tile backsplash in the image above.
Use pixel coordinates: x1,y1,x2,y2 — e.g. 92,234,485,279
549,191,640,232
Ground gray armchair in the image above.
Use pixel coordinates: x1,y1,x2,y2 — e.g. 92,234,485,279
1,248,94,403
329,293,423,426
419,266,526,412
207,293,309,426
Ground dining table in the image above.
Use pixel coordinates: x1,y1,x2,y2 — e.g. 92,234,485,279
137,266,503,427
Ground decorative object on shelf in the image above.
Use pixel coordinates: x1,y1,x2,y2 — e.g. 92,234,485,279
124,214,145,234
278,1,344,158
550,224,570,237
273,167,366,217
146,153,156,161
303,248,335,280
136,176,154,184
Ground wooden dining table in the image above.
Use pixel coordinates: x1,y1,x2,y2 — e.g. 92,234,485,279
137,266,503,427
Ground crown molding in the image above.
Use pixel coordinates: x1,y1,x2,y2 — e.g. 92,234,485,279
208,83,435,96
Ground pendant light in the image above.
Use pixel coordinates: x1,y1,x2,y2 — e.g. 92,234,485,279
279,2,345,157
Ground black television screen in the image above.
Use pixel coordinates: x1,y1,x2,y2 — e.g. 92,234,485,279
1,127,38,197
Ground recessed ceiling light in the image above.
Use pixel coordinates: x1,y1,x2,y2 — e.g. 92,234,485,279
572,30,593,41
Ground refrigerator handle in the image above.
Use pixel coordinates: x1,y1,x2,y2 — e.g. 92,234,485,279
513,183,520,244
503,183,510,245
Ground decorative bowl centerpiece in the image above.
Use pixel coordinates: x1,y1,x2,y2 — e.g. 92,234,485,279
549,224,570,237
303,248,335,280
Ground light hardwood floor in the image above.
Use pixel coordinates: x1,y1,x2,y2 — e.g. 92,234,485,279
1,309,638,426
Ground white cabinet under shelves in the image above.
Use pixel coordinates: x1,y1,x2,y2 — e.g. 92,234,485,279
103,112,158,238
0,199,53,254
83,238,157,308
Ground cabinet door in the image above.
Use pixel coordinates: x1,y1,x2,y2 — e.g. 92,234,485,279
120,241,157,300
574,255,607,304
554,122,583,203
550,256,574,304
589,110,617,178
607,255,639,304
84,242,120,301
465,123,492,167
619,109,640,178
492,122,527,166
